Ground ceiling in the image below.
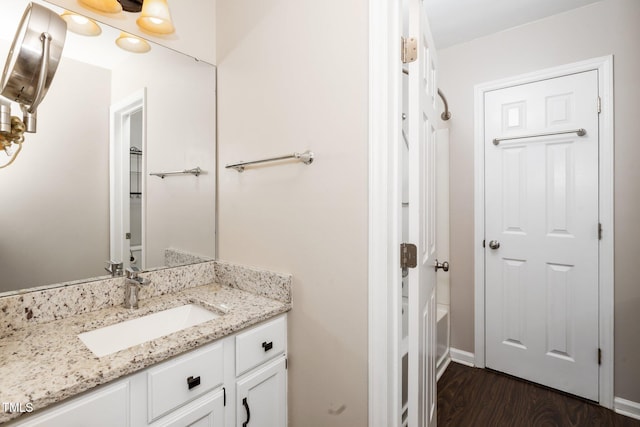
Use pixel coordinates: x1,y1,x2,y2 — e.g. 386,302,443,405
1,0,604,68
425,0,602,49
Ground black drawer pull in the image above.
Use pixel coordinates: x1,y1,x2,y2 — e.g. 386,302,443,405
262,341,273,352
242,397,251,427
187,375,201,390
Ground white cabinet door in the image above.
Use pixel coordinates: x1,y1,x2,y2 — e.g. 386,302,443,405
151,389,225,427
13,381,130,427
236,357,286,427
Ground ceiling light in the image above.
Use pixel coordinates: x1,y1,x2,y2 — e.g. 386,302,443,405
137,0,175,34
117,0,143,13
115,32,151,53
78,0,123,14
60,12,102,36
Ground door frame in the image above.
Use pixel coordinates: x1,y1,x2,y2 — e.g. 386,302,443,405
109,88,147,270
473,56,614,408
368,0,403,425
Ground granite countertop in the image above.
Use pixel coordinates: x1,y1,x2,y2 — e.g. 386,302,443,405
0,282,290,424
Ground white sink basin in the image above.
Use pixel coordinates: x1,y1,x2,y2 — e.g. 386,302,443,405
78,304,220,357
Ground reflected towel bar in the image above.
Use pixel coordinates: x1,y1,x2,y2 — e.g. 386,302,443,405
492,128,586,146
226,150,314,172
150,167,202,178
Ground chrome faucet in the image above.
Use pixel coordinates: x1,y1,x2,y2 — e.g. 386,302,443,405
105,260,124,277
124,267,151,309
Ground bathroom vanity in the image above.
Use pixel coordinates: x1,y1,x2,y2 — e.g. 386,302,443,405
0,261,291,426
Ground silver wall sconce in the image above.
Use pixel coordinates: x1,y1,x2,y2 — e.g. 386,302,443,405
0,2,67,168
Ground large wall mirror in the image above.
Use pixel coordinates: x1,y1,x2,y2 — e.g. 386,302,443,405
0,0,216,294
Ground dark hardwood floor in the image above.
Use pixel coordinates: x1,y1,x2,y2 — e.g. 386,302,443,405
438,362,640,427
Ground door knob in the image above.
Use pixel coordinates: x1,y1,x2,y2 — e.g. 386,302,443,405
488,240,500,250
435,260,449,272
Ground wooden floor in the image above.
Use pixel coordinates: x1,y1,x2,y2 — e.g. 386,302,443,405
437,362,640,427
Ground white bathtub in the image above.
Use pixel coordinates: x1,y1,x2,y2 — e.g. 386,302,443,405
436,304,449,369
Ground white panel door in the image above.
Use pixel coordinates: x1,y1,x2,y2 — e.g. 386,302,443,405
407,0,438,425
484,70,600,401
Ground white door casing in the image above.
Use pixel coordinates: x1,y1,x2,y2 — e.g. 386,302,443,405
484,70,599,401
367,0,404,425
110,89,147,270
407,0,438,424
474,56,614,407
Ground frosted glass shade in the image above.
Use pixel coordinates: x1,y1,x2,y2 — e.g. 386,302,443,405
78,0,122,13
136,0,174,34
116,32,151,53
61,12,102,36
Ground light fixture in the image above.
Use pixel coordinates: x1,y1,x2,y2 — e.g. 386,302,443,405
77,0,176,36
116,32,151,53
117,0,143,13
60,12,102,36
1,3,67,168
78,0,122,14
137,0,175,35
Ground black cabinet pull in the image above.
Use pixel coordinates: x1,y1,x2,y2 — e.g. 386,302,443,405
262,341,273,352
187,375,201,390
242,397,251,427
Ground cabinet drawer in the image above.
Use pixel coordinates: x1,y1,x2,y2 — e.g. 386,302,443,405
149,389,225,427
236,315,286,376
147,341,224,422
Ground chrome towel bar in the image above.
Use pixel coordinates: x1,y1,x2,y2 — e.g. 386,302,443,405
493,128,586,146
149,167,202,178
226,150,314,172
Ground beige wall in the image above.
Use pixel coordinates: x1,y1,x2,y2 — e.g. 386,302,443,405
216,0,369,425
439,0,640,402
0,55,110,292
111,48,217,268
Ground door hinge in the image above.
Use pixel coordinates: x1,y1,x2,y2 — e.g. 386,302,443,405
285,357,288,370
483,239,486,248
597,96,602,114
598,348,602,365
401,37,417,64
598,223,603,240
400,243,417,269
223,387,226,406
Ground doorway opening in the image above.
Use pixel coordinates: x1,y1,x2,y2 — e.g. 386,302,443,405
110,88,147,271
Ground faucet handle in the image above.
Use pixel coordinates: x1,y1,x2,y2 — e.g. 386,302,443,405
105,260,123,277
125,266,141,279
126,267,151,286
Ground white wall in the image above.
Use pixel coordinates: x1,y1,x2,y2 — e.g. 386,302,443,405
439,0,640,402
111,48,217,268
216,0,370,425
0,55,110,292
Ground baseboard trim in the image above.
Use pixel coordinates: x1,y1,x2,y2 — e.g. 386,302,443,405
436,355,451,382
614,397,640,420
450,348,475,367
